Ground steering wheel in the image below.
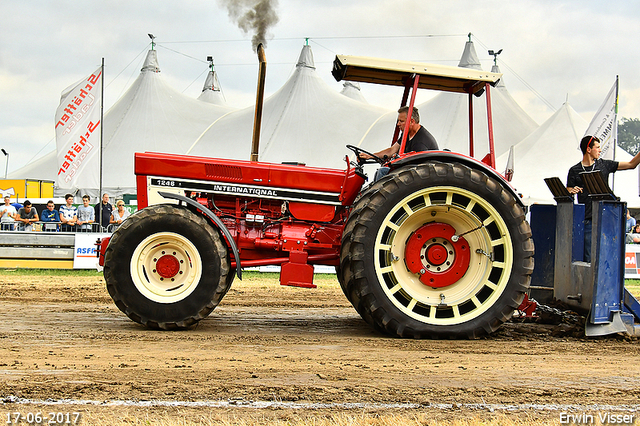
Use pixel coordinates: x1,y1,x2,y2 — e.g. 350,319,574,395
346,144,385,165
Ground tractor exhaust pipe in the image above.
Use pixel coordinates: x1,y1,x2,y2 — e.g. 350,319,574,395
251,43,267,162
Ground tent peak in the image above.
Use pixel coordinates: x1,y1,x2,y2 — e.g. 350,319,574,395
491,64,505,88
141,50,160,73
458,40,482,71
201,70,221,93
296,45,315,69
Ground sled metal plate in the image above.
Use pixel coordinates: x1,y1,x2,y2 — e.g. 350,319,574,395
591,201,625,324
585,311,628,337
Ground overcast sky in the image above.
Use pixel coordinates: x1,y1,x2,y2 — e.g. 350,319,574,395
1,0,639,174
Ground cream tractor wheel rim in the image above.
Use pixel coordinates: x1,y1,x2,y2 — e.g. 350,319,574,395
130,232,203,304
374,186,514,325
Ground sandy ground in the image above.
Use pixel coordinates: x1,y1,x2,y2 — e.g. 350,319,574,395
0,272,639,425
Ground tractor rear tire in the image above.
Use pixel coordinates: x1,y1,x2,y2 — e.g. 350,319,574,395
340,162,533,339
104,204,231,330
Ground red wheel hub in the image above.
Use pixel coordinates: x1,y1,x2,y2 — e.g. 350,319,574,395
155,254,181,279
404,222,470,288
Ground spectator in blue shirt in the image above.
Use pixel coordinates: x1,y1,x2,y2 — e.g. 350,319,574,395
41,200,61,231
626,209,636,233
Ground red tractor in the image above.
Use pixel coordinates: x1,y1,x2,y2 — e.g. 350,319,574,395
99,52,534,338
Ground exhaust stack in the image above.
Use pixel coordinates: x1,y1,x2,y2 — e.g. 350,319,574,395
251,43,267,161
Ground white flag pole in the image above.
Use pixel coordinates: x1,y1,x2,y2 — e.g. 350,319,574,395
612,76,619,191
99,58,105,228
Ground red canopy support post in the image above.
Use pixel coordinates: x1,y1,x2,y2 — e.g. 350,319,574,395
391,81,413,146
484,82,496,169
468,92,474,158
399,74,420,155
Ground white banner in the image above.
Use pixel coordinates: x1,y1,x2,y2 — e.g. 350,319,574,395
73,232,111,269
55,67,102,192
584,78,618,160
625,244,640,279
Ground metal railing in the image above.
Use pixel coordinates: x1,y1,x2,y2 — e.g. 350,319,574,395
1,221,118,233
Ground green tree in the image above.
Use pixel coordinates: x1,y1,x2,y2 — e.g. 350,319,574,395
618,117,640,154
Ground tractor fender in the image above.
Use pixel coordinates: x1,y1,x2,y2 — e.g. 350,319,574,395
158,191,242,280
388,151,525,209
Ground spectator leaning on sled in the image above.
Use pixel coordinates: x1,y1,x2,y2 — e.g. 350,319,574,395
567,135,640,262
15,200,38,231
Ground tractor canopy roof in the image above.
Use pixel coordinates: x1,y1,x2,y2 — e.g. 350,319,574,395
332,54,501,95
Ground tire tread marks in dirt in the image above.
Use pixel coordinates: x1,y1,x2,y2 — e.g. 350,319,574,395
340,162,534,339
104,204,230,330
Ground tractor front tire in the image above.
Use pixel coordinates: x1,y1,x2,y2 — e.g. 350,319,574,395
340,162,533,339
104,204,231,330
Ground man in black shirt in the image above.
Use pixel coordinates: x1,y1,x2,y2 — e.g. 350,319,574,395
359,106,438,161
567,135,640,262
94,193,113,230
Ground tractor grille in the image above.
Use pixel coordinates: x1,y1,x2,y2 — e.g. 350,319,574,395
205,164,243,181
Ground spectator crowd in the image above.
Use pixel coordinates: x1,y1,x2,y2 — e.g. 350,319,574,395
0,193,132,232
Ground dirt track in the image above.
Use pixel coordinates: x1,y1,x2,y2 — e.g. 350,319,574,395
0,271,639,424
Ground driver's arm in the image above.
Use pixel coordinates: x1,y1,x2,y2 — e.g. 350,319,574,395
360,143,400,160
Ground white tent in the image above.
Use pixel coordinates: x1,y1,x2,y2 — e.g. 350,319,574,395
7,150,57,181
94,50,235,197
197,69,227,105
187,44,391,169
9,41,545,200
340,81,368,103
357,40,539,160
496,102,586,204
10,50,235,198
416,44,539,158
496,101,640,207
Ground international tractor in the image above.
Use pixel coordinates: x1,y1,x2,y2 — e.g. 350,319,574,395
98,47,534,339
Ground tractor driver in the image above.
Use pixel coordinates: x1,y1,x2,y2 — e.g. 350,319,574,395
359,106,438,162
